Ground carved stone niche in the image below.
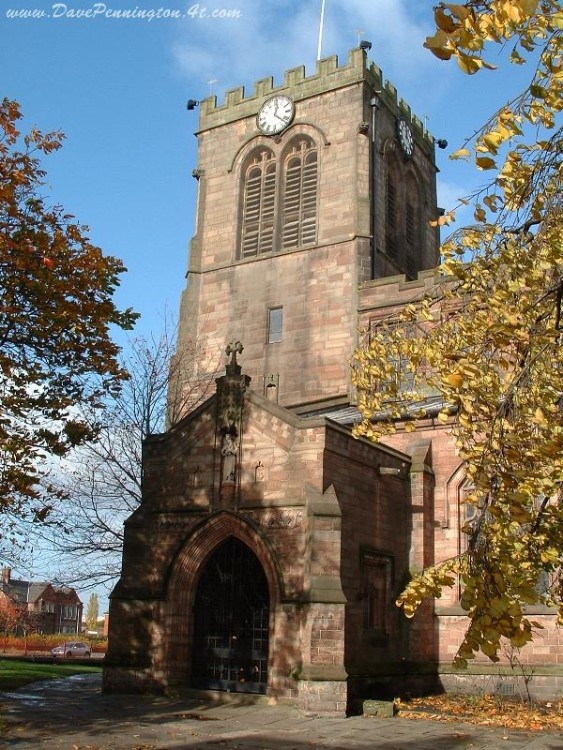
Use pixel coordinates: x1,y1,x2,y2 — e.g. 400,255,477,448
255,461,265,482
191,466,203,488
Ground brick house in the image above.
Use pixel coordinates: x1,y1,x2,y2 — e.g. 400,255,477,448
0,567,83,635
104,48,563,713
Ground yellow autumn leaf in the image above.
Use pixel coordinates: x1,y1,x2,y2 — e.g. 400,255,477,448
445,372,464,388
533,407,547,424
459,412,473,429
424,31,454,60
540,547,560,564
483,194,499,211
351,0,563,669
475,156,497,170
443,3,471,21
481,131,505,154
458,54,483,75
435,6,458,32
520,0,540,14
450,148,471,160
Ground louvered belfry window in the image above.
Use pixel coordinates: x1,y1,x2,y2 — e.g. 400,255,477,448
239,138,318,259
241,149,277,258
282,138,318,249
405,172,421,279
385,167,399,259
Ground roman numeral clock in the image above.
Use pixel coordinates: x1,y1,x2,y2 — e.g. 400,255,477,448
256,95,295,136
397,117,414,158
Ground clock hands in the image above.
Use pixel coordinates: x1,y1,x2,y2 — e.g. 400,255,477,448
257,95,295,135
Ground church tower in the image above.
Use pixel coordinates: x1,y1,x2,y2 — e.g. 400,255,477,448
175,47,440,413
105,48,445,716
106,48,563,711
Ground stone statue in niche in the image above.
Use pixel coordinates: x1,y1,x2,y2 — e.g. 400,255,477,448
221,431,238,483
255,461,265,482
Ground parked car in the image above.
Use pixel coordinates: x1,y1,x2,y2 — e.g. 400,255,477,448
51,641,91,658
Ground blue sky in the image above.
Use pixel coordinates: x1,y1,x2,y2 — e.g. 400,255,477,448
2,0,534,340
1,0,534,607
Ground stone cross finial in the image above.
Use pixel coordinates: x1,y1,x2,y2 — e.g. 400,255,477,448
226,340,244,367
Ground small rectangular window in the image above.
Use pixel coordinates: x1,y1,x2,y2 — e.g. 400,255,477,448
267,307,283,344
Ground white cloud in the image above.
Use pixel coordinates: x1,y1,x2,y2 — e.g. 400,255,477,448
172,0,437,103
171,0,509,241
323,0,431,76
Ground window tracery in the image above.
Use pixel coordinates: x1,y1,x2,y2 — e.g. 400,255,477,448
383,146,424,279
282,137,318,249
241,149,276,258
238,136,318,259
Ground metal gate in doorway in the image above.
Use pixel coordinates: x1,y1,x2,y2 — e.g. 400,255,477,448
192,537,269,694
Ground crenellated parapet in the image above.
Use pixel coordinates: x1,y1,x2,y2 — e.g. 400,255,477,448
197,47,432,145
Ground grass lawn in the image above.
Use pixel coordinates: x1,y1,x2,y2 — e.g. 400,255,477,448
0,658,102,691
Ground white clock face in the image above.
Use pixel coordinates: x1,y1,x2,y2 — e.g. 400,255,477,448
397,118,414,158
257,95,295,136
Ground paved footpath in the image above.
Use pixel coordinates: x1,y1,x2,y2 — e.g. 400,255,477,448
2,674,563,750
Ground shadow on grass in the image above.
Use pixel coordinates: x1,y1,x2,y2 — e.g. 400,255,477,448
0,657,101,691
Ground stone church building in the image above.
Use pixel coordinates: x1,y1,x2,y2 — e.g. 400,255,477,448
104,48,562,714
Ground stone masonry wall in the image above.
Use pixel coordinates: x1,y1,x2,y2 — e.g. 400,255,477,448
321,426,413,680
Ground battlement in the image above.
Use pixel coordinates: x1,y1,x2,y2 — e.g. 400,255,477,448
197,47,431,144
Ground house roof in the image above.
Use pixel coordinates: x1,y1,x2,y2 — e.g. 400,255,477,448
0,579,51,604
0,575,82,605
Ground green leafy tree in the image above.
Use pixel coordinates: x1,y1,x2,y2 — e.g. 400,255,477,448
85,592,99,631
352,0,562,665
0,99,137,532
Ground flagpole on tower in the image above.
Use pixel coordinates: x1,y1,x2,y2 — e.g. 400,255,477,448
317,0,326,61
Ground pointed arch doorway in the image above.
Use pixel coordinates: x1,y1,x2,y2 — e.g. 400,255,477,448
192,537,270,694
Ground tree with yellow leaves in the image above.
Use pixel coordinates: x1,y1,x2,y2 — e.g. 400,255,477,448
352,0,562,665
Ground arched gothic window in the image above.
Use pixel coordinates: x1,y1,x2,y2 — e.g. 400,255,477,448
384,150,424,279
458,479,478,555
385,156,401,261
282,137,318,249
238,137,318,259
405,172,421,279
241,149,276,258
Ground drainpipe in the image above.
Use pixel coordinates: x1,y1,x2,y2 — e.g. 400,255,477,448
370,92,382,279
